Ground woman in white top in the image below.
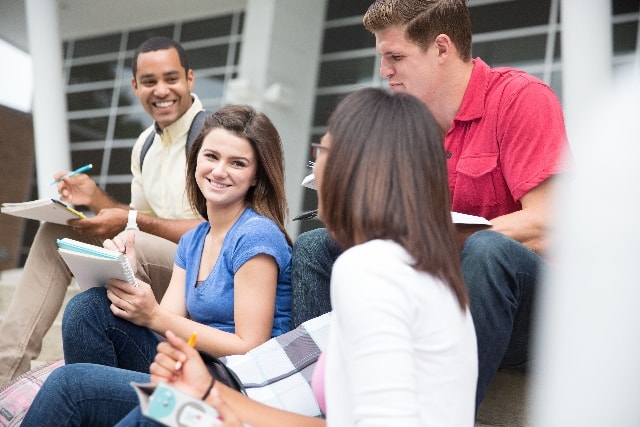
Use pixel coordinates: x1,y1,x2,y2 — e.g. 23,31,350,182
145,87,478,426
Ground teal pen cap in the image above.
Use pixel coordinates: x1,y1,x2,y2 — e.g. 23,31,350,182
49,164,93,185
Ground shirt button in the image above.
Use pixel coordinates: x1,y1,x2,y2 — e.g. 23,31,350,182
445,151,452,159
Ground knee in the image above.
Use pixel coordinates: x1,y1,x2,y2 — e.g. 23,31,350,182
461,230,515,265
292,227,342,263
38,364,76,397
293,228,330,257
63,287,108,326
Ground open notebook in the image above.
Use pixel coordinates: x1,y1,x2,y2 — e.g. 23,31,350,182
56,238,137,291
1,198,85,225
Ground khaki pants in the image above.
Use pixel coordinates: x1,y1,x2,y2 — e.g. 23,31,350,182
0,222,176,385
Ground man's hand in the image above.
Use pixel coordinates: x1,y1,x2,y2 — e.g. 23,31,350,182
56,173,100,206
68,208,129,239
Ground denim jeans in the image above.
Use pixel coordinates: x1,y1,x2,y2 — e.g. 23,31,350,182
290,228,541,408
62,287,161,372
290,228,341,328
116,406,164,426
0,225,175,386
21,363,149,426
461,230,539,407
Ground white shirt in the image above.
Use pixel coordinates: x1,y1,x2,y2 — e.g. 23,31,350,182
325,239,478,426
129,94,203,220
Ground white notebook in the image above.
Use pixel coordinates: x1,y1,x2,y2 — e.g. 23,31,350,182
1,198,85,225
56,238,137,291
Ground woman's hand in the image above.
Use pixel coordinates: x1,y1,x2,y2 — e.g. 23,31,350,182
104,230,137,276
105,277,158,327
151,330,214,399
207,387,244,427
104,232,157,326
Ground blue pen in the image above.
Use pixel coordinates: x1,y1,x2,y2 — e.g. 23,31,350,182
49,164,93,185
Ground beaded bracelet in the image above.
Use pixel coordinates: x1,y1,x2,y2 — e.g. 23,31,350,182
201,378,215,400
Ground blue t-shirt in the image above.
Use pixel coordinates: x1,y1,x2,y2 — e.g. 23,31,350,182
175,207,292,337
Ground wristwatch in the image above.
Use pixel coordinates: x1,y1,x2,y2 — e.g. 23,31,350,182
125,210,140,231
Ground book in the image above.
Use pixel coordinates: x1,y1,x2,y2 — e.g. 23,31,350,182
131,382,222,427
451,211,491,226
1,198,85,225
56,238,137,291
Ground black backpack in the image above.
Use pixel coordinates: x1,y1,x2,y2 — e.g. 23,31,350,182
139,110,208,170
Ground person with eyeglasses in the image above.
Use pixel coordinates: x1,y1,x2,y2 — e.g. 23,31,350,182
290,0,571,411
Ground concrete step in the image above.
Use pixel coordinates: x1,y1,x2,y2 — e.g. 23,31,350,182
0,268,80,365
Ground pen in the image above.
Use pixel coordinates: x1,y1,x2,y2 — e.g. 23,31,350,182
175,332,198,370
292,209,318,221
51,199,86,219
49,163,93,185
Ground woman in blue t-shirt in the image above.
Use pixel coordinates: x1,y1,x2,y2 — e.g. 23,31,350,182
60,104,292,371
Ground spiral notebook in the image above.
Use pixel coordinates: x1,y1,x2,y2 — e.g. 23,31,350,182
56,238,137,291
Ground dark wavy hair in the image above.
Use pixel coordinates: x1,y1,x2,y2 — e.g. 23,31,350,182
320,87,468,309
185,105,291,246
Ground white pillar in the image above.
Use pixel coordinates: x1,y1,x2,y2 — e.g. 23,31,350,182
559,0,612,151
25,0,70,199
531,2,640,425
531,72,640,427
230,0,327,238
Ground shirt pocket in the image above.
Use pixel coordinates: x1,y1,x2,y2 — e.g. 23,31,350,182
454,154,506,208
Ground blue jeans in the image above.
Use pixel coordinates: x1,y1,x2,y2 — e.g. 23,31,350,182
290,228,540,408
62,287,161,372
291,228,341,328
116,406,164,426
21,363,149,426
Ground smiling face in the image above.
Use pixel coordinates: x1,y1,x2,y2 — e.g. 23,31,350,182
375,25,441,108
132,47,194,130
195,128,258,212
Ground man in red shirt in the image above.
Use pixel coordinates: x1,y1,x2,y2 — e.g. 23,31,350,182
291,0,570,408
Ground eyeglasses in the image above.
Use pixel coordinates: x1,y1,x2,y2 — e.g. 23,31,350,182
310,142,329,162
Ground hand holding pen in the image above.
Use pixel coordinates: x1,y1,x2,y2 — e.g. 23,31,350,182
49,163,93,185
174,332,198,371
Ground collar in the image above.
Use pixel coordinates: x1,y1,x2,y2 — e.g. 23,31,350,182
454,58,490,123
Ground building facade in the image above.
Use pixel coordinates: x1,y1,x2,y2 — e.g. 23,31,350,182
4,0,639,265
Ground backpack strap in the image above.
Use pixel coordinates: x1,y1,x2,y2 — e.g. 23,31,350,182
139,130,155,171
185,110,208,157
139,110,209,170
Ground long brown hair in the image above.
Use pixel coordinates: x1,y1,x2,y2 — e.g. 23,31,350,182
320,87,468,309
185,105,292,246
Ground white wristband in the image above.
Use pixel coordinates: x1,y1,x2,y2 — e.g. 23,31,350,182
125,210,139,231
